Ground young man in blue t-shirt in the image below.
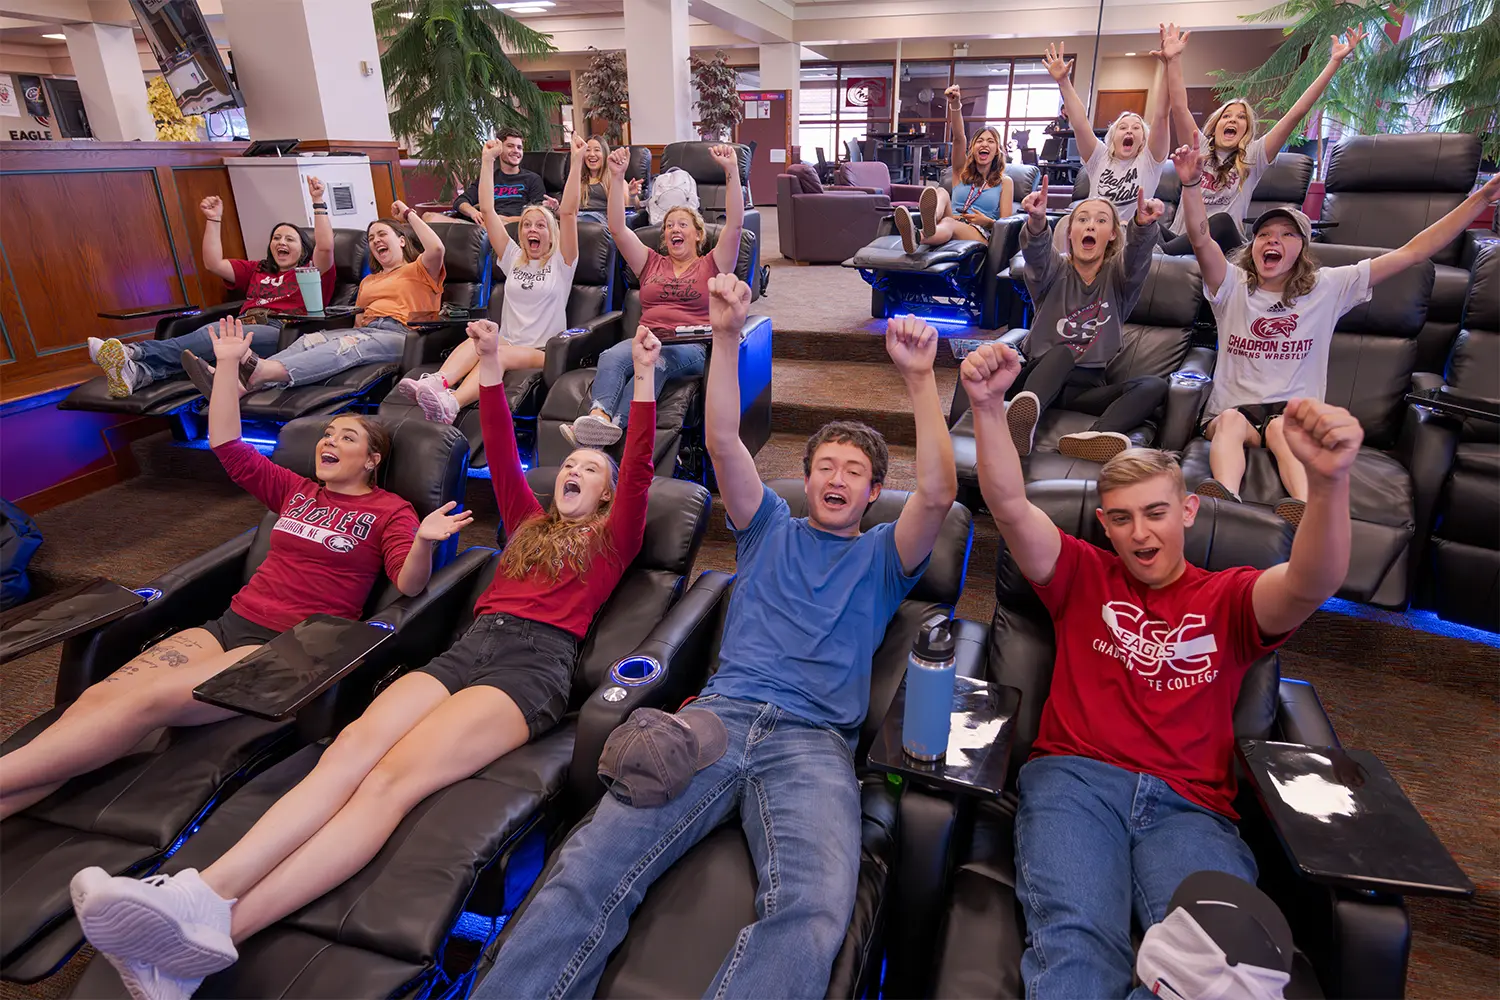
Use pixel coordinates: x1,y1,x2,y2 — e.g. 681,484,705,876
474,277,957,999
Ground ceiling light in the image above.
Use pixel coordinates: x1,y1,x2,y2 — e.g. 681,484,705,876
493,1,555,7
507,5,549,11
1124,52,1137,56
43,33,66,40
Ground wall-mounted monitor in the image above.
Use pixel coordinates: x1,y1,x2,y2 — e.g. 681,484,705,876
130,0,242,116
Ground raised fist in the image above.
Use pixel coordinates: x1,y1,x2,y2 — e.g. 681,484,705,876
885,314,938,376
607,146,630,178
1280,399,1364,482
570,132,588,158
959,341,1024,409
709,144,740,175
632,325,662,369
306,175,326,201
466,319,501,355
482,138,504,160
200,195,224,222
707,273,750,335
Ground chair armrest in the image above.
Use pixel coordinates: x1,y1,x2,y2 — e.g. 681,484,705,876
543,311,624,387
97,305,198,321
0,579,146,666
401,322,468,370
1159,350,1217,451
1395,400,1460,579
831,184,883,195
1274,679,1340,747
158,301,241,340
999,328,1028,350
952,617,989,680
890,182,927,203
567,570,735,809
1409,371,1445,393
981,217,1028,330
55,528,257,704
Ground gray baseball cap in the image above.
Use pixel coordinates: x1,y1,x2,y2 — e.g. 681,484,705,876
598,707,728,808
1251,206,1312,241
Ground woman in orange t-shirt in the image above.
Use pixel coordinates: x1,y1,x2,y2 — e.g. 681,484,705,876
180,201,446,397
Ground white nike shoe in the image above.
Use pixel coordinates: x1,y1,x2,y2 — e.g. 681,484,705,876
71,867,237,978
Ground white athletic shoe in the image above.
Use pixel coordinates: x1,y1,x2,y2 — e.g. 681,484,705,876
396,371,446,403
1058,431,1132,463
572,413,623,447
98,951,204,1000
71,867,237,978
558,422,579,447
88,336,106,364
1006,391,1041,457
96,338,145,398
413,379,460,424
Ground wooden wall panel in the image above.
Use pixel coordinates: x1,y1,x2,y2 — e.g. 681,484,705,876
370,161,396,218
172,165,246,309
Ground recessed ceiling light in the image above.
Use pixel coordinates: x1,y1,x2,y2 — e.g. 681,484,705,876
494,1,555,7
507,5,549,11
1124,51,1137,56
43,33,66,40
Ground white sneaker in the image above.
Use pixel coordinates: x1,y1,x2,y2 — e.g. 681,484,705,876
558,422,579,447
96,338,145,398
1006,391,1041,457
71,867,237,978
98,951,204,1000
396,371,446,402
572,413,623,447
413,379,460,424
1058,430,1132,463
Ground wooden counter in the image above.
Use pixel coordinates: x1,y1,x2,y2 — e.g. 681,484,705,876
0,139,406,400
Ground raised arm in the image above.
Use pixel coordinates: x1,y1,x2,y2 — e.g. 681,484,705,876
1125,189,1165,279
887,316,958,574
558,134,585,266
396,501,473,597
1145,60,1172,161
1262,27,1364,155
709,144,745,275
961,343,1063,582
605,146,651,277
1043,44,1098,163
1370,174,1500,286
198,196,237,283
1018,176,1063,294
704,274,763,529
604,324,662,558
477,140,512,260
1170,143,1228,295
394,199,446,280
1153,24,1200,150
306,175,335,274
206,317,248,446
946,85,968,164
1251,400,1361,634
471,319,546,529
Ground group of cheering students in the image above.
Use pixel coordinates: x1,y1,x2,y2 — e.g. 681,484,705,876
896,23,1499,519
13,23,1499,1000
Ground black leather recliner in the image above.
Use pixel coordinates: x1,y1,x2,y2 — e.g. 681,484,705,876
59,229,370,421
920,480,1412,1000
67,472,714,1000
522,145,652,203
948,252,1210,501
475,479,977,999
1415,241,1500,629
377,221,620,469
1180,243,1452,607
1091,152,1312,235
237,223,492,425
537,224,772,484
0,416,471,984
1316,133,1484,374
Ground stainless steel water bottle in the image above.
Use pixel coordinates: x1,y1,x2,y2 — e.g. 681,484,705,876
902,614,957,762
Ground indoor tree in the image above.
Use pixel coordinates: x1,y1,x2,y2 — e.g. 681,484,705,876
579,47,630,144
690,49,742,141
374,0,564,193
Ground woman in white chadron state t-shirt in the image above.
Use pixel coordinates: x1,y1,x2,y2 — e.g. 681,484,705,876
1158,23,1366,256
395,133,587,425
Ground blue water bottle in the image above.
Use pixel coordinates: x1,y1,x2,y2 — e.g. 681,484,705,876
902,614,957,762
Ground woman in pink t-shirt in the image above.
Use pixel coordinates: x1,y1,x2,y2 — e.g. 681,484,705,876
564,143,744,447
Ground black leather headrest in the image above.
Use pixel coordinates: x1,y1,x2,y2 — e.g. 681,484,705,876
271,415,469,519
429,222,490,286
1464,241,1500,332
625,224,755,284
1250,153,1313,204
1324,133,1481,193
1306,243,1433,338
1127,253,1203,327
1006,163,1039,204
625,145,652,198
1071,169,1091,200
1155,162,1182,205
332,229,369,285
765,478,973,605
574,220,616,286
523,467,711,575
662,141,751,189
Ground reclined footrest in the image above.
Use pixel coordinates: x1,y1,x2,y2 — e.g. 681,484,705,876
845,235,986,273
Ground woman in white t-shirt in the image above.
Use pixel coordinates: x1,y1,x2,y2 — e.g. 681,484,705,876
397,134,585,424
1173,142,1500,523
1158,23,1365,256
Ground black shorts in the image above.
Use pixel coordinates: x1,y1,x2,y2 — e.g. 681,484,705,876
198,608,281,652
1200,401,1289,439
417,614,578,738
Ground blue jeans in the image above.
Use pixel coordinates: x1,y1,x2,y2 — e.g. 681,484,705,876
475,695,862,1000
264,317,410,387
1014,755,1257,999
132,322,282,384
590,340,706,428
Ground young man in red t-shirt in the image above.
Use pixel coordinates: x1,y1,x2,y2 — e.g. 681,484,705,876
960,339,1361,998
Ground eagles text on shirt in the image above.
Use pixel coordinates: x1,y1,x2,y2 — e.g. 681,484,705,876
1091,600,1223,693
275,492,379,553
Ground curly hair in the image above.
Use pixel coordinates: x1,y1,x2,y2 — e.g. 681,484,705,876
1229,240,1320,307
257,222,315,275
803,421,889,486
497,450,621,580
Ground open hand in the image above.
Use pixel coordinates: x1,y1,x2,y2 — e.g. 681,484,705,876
482,138,504,161
708,273,751,335
210,316,251,365
960,342,1023,409
417,500,475,542
200,195,224,222
1043,43,1072,81
306,175,326,201
1134,188,1166,226
885,315,938,377
1171,143,1203,186
709,144,739,175
628,177,644,197
1280,399,1364,481
466,319,501,355
1152,22,1190,62
1330,25,1365,64
632,325,662,369
607,146,630,178
1020,175,1049,224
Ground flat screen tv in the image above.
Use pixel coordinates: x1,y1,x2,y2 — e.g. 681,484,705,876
130,0,242,116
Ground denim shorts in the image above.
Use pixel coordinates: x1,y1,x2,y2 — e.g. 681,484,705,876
198,608,281,652
417,613,578,737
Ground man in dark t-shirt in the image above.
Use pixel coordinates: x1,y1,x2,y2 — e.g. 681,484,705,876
453,127,549,224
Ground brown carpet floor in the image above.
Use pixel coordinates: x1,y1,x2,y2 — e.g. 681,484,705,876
3,417,1496,997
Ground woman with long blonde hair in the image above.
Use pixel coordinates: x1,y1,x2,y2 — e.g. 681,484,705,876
1158,22,1365,255
577,135,642,223
896,84,1015,254
71,318,660,1000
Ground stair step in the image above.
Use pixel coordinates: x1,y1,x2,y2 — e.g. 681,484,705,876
770,359,959,446
772,328,1005,368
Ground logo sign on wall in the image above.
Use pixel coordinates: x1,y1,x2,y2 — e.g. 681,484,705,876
0,74,18,117
844,77,888,109
6,74,54,139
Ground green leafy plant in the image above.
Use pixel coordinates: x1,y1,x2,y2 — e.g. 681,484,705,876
690,49,742,141
579,47,630,144
374,0,564,193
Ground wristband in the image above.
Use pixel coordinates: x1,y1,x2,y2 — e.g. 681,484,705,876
311,201,327,209
1179,177,1202,188
206,217,222,223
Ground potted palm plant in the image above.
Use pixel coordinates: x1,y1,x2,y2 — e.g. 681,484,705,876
690,49,743,141
579,47,630,144
374,0,564,194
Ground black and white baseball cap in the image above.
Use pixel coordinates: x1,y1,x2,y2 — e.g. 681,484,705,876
1136,871,1295,1000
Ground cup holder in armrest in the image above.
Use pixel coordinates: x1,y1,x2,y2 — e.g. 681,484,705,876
610,655,663,687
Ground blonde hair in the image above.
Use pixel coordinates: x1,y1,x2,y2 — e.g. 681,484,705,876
1229,240,1320,307
1097,448,1185,497
959,126,1008,188
659,206,707,255
581,136,611,187
1200,99,1258,191
516,205,561,271
1064,198,1126,268
496,449,620,580
1103,112,1149,160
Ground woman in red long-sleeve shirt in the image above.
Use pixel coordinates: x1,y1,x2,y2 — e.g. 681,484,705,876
71,321,661,1000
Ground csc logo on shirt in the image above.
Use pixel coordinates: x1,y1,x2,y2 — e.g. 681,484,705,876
1251,314,1300,340
1099,602,1218,676
324,534,357,553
